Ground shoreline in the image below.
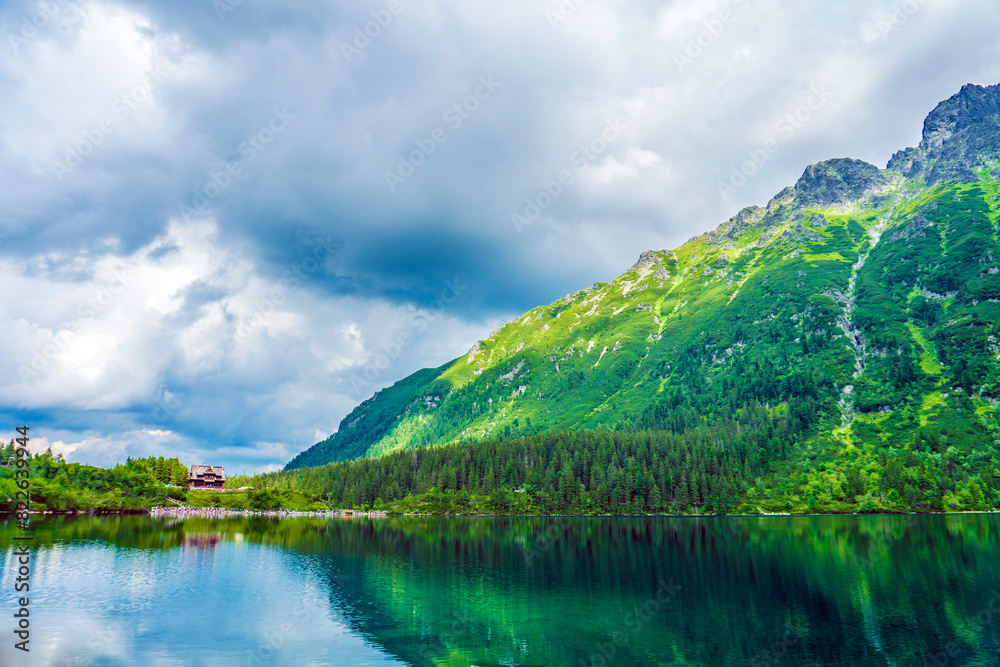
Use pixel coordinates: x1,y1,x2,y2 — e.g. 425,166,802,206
148,506,388,519
4,508,999,519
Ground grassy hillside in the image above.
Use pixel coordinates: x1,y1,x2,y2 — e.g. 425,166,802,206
289,172,1000,465
279,84,1000,513
285,361,454,469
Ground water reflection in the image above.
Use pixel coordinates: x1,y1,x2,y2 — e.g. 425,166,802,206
1,514,999,666
183,533,221,549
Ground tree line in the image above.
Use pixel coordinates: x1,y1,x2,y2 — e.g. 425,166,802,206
231,401,807,514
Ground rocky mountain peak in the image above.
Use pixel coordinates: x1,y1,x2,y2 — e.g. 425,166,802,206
888,82,1000,184
791,158,890,209
631,250,662,270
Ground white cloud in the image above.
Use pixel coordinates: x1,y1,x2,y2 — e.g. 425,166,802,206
657,0,724,35
0,216,490,471
2,0,1000,471
0,1,199,177
586,147,668,185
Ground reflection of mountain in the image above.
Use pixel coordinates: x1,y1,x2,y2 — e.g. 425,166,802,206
284,516,1000,666
4,515,999,665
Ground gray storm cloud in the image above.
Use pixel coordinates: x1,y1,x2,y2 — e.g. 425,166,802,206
1,0,999,471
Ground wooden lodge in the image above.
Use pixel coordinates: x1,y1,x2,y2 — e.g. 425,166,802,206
188,464,226,490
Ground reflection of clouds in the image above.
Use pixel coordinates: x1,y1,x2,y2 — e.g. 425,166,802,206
0,541,399,666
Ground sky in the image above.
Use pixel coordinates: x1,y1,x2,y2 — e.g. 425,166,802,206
2,0,1000,474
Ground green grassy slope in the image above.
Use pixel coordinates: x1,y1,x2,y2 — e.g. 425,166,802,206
285,361,454,469
289,170,999,469
285,85,1000,511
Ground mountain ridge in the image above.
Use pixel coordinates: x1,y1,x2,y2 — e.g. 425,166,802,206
889,82,1000,184
285,81,1000,515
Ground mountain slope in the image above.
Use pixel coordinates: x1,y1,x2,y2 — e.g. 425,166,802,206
287,83,1000,476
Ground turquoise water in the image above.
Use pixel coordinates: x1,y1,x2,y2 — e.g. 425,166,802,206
1,514,999,665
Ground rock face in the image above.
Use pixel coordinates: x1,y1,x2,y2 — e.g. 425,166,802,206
631,250,662,270
792,158,890,209
888,83,1000,184
704,159,891,251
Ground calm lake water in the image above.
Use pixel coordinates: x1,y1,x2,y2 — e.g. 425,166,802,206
1,514,1000,666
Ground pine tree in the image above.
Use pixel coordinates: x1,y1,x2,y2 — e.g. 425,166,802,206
650,483,662,512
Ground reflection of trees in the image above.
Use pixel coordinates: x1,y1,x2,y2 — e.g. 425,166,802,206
2,515,999,666
299,516,1000,666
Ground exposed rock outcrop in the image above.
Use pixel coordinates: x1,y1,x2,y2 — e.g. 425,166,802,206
792,158,891,209
888,83,1000,184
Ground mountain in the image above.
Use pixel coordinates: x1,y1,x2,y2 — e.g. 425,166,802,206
286,83,1000,507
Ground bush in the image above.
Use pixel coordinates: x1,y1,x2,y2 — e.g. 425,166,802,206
247,487,283,510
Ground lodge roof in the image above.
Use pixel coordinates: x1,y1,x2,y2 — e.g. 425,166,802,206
190,465,225,478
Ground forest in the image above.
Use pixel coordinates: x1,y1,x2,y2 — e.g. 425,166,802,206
4,400,999,515
232,397,1000,515
0,444,189,511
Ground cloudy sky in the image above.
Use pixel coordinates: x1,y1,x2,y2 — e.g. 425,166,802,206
1,0,999,473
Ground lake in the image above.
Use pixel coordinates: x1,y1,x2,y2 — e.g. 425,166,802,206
2,514,999,666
